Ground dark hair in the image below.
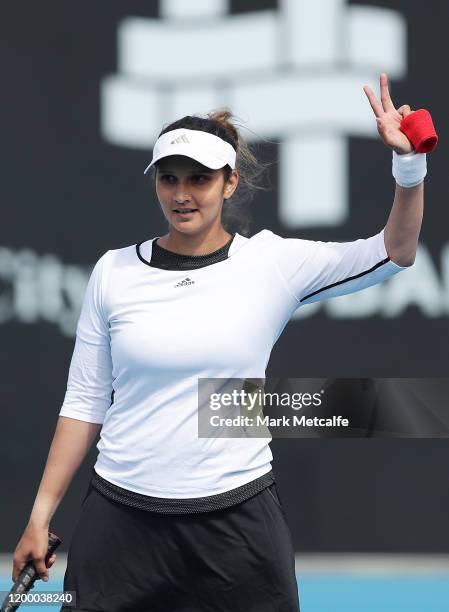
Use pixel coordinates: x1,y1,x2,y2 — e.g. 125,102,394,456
151,109,272,236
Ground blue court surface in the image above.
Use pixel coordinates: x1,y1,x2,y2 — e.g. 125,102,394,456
1,571,449,611
298,574,449,611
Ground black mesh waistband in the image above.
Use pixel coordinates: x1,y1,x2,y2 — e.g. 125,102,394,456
90,469,275,514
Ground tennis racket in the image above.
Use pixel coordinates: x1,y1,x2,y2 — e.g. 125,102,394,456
1,531,62,611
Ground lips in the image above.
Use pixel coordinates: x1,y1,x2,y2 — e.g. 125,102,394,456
173,208,198,216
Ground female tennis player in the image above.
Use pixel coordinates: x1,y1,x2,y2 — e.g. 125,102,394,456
13,73,426,611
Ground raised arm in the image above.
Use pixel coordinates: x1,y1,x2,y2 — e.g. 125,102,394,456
270,74,431,308
384,181,423,267
363,72,426,267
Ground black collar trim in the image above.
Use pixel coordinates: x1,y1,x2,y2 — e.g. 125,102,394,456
136,234,236,271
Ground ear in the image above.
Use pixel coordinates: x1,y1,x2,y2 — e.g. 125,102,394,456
223,169,239,199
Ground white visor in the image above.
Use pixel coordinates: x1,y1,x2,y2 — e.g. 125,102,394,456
143,128,236,174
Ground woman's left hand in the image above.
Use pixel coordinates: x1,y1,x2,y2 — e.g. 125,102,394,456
363,73,414,155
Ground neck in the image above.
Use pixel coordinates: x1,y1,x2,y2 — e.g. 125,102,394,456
156,226,233,256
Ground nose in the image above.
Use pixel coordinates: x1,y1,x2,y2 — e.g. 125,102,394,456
173,180,192,205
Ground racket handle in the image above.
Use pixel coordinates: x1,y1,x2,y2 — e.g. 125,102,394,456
1,532,62,611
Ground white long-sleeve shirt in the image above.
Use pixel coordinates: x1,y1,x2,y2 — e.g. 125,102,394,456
59,228,406,498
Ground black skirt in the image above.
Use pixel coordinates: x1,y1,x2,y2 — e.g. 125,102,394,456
61,483,300,612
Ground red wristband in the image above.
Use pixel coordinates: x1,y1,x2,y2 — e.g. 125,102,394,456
400,108,438,153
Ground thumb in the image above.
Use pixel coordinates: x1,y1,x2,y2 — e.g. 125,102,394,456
397,104,413,118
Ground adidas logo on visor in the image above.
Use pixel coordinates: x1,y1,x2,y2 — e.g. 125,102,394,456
170,134,190,145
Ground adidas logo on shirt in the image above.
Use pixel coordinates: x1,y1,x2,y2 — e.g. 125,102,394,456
170,134,190,145
174,277,195,288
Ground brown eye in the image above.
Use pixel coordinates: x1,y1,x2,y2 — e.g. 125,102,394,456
160,174,176,183
191,175,208,184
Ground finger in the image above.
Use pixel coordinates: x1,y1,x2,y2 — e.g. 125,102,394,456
33,556,49,581
380,72,396,112
363,85,384,118
12,559,26,582
397,104,413,118
12,551,31,582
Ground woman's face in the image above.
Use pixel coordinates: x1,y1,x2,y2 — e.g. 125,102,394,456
155,155,238,234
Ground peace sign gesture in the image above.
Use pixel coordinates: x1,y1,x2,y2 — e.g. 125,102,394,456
363,73,414,155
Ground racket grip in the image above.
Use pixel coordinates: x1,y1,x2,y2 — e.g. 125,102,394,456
1,532,62,612
46,532,62,558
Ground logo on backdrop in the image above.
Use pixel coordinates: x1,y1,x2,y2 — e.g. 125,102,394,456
100,0,407,228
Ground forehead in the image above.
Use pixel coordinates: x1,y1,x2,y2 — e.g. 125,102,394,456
156,155,214,174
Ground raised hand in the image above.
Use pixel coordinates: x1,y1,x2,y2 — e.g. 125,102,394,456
363,73,414,155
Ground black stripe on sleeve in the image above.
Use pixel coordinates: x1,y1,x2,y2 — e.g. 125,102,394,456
299,257,390,303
